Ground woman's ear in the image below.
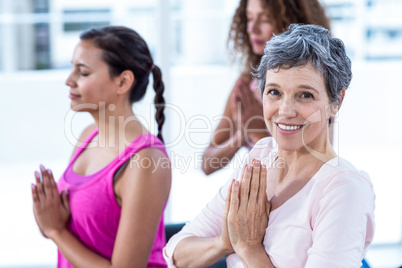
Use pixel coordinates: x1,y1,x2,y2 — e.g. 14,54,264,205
338,89,345,109
330,89,346,116
116,70,135,95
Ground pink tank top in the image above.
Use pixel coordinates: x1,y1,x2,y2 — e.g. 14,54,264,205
57,129,168,268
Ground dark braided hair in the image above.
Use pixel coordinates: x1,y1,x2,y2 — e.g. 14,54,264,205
151,65,165,143
228,0,331,76
80,26,166,143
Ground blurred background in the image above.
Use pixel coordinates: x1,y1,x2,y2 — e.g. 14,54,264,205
0,0,401,267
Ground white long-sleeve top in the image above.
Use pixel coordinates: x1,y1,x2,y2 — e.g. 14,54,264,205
164,137,375,268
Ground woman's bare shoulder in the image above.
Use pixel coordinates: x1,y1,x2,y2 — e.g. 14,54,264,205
69,123,97,160
77,124,97,142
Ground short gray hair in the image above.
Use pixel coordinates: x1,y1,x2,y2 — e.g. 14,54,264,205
254,24,352,103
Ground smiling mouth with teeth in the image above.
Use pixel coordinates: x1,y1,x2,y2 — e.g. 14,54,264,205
277,123,304,131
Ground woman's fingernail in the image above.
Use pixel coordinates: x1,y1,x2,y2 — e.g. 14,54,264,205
262,165,266,171
255,160,261,167
40,165,45,171
234,181,239,187
31,183,36,189
48,169,52,176
247,165,252,172
34,171,40,178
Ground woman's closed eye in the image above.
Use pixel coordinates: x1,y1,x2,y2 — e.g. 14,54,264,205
259,16,272,24
79,72,89,77
77,68,90,77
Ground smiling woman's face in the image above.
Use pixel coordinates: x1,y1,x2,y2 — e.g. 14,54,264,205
262,63,338,153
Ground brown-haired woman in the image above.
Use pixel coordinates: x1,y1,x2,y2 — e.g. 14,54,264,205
31,26,171,268
202,0,331,175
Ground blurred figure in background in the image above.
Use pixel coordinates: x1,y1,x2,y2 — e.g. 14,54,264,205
202,0,331,175
31,26,171,268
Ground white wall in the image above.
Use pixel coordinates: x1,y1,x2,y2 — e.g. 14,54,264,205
336,61,402,244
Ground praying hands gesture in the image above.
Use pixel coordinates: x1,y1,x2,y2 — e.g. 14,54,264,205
221,159,274,267
231,78,269,146
31,165,70,239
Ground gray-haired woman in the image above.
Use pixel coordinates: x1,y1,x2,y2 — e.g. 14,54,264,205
164,24,375,268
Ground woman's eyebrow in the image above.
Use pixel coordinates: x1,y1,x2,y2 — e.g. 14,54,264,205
298,84,319,94
265,82,280,88
70,60,90,68
265,83,320,94
75,63,89,68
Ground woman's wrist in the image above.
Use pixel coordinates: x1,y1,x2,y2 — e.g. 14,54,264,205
236,245,273,268
232,130,246,147
247,130,270,145
47,227,68,241
215,236,234,256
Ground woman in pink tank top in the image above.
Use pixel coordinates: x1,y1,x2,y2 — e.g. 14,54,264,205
31,26,171,268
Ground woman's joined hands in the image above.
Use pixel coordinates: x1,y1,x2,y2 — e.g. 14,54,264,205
220,159,271,259
31,165,70,239
231,77,268,145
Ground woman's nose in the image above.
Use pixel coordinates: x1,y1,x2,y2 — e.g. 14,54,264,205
248,19,260,34
278,98,297,117
65,72,75,87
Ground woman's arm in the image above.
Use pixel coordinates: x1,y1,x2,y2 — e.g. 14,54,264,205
164,177,237,267
202,77,270,175
202,78,246,175
172,181,236,267
110,148,171,267
32,148,171,268
173,236,230,268
305,173,375,267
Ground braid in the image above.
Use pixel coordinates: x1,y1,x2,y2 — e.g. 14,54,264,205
151,65,166,143
80,27,167,143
